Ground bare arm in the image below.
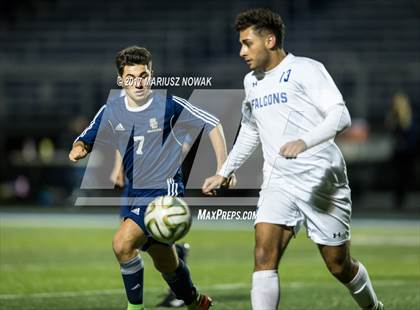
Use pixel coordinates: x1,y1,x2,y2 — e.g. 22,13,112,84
110,149,125,187
208,123,229,173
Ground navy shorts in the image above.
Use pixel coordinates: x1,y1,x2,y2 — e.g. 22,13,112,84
119,187,185,251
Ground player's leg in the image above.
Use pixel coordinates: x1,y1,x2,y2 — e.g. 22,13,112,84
252,222,294,310
318,242,382,310
156,243,190,307
113,218,148,310
251,186,303,310
147,242,212,309
296,181,382,310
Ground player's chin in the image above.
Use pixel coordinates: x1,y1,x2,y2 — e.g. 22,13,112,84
131,93,146,102
138,89,152,99
244,60,253,69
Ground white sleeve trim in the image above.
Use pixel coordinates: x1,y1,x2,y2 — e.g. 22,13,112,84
172,96,220,126
74,104,106,144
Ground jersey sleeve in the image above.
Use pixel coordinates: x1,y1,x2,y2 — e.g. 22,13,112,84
172,95,220,134
218,75,260,177
218,121,260,178
297,61,351,148
299,104,351,148
74,105,116,149
298,62,345,114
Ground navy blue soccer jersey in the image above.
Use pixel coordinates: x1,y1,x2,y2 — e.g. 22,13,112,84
75,90,219,195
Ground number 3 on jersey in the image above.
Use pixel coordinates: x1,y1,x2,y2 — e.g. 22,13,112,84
134,136,145,155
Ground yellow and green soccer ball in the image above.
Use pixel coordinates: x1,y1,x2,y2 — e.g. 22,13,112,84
145,196,192,243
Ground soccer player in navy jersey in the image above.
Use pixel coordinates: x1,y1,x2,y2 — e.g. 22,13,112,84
69,46,230,310
110,141,194,308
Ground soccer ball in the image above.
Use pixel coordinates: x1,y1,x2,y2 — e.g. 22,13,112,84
145,196,192,243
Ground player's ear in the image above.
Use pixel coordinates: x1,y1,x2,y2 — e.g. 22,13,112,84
265,34,277,50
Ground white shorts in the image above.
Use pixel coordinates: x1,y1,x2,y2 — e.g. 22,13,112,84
255,183,352,246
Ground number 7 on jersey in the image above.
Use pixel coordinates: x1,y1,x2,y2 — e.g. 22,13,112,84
134,135,145,155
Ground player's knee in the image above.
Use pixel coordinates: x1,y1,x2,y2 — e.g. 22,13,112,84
112,235,136,260
327,262,346,278
254,246,278,270
325,256,351,279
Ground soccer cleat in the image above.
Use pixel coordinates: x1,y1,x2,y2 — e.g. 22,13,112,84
376,301,384,310
187,294,213,310
156,290,185,308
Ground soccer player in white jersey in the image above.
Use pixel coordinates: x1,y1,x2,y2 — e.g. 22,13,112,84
202,8,383,310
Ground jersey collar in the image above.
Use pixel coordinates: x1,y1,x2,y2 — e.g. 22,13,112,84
264,53,294,75
124,91,154,112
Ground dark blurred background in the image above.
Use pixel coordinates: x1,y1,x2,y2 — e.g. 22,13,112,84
0,0,419,212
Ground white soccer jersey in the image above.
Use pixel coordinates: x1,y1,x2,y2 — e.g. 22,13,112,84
219,53,352,193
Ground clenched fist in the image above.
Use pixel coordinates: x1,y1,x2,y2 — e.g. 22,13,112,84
69,142,89,162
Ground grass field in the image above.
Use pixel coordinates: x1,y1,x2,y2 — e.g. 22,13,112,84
0,214,419,309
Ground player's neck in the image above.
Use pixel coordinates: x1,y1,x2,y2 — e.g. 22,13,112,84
263,49,287,72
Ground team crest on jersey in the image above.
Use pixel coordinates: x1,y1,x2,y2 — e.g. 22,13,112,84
147,117,162,133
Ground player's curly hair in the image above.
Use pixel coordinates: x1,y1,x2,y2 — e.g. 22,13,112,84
235,8,285,49
115,46,152,75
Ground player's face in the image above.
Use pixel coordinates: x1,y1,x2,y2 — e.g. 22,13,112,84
120,64,152,104
239,27,270,71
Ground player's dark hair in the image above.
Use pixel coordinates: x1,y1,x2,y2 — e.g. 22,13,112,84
115,46,152,75
235,8,285,49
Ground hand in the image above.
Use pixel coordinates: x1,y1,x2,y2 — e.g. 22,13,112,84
220,174,237,189
69,143,88,162
279,139,307,159
202,175,226,196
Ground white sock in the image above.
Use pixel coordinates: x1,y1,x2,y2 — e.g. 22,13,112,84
251,270,279,310
345,262,379,309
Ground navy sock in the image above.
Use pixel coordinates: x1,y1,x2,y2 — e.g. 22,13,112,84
175,243,188,262
162,259,197,305
120,256,144,305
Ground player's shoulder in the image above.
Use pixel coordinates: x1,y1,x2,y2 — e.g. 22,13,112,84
288,54,325,72
164,94,189,116
286,54,331,85
170,94,188,104
170,94,192,109
105,95,124,110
